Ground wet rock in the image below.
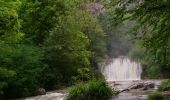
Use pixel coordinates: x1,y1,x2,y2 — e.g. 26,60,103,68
131,81,155,90
148,82,155,88
37,88,46,95
131,83,144,89
142,86,148,90
118,89,130,93
142,82,155,90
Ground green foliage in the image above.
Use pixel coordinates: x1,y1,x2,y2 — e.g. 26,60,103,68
70,67,104,84
0,0,22,44
20,0,70,44
0,67,15,97
71,68,92,84
41,8,91,88
1,44,45,99
111,0,170,78
98,7,139,59
148,92,163,100
158,80,170,92
66,79,114,100
0,0,109,99
81,14,107,64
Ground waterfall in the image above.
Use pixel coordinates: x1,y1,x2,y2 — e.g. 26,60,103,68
100,56,142,81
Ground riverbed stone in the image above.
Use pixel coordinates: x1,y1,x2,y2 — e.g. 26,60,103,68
148,82,155,88
141,82,155,90
131,83,144,89
37,88,46,95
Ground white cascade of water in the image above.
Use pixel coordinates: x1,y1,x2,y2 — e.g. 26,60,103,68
100,56,142,81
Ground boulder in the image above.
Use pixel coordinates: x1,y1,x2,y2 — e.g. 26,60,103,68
142,82,155,90
37,88,46,95
143,85,149,90
148,82,155,88
131,83,144,89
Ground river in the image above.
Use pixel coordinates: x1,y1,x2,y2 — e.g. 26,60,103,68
20,80,162,100
111,80,162,100
21,57,161,100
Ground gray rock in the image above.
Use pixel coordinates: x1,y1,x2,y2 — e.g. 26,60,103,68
148,82,155,88
37,88,46,95
131,83,144,89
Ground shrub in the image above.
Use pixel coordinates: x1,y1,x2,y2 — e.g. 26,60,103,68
1,45,45,99
0,68,15,99
148,92,163,100
158,80,170,91
66,79,114,100
70,68,105,85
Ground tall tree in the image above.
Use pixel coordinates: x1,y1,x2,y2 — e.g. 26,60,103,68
20,0,70,44
0,0,20,98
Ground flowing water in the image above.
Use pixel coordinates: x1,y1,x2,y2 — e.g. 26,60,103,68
19,92,65,100
100,56,142,81
22,56,161,100
22,80,162,100
99,56,162,100
110,80,162,100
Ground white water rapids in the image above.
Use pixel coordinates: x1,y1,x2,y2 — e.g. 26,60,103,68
100,56,142,81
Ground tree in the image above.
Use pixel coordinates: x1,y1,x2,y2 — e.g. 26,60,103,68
0,0,20,98
20,0,70,44
0,1,46,99
112,0,170,77
42,7,91,88
2,45,45,99
0,0,108,98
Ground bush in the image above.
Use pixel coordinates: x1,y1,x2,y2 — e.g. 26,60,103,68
0,68,15,99
148,92,163,100
1,45,45,99
158,80,170,91
66,79,114,100
70,68,105,85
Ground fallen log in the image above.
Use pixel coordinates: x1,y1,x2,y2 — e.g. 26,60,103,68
115,81,155,94
116,83,137,93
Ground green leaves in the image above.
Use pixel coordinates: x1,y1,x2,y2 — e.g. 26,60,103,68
0,67,15,95
111,0,170,77
20,0,70,44
158,80,170,91
0,68,15,79
0,0,22,44
67,79,114,100
1,44,45,98
0,0,109,99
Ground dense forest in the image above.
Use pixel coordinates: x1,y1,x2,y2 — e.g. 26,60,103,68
0,0,170,99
